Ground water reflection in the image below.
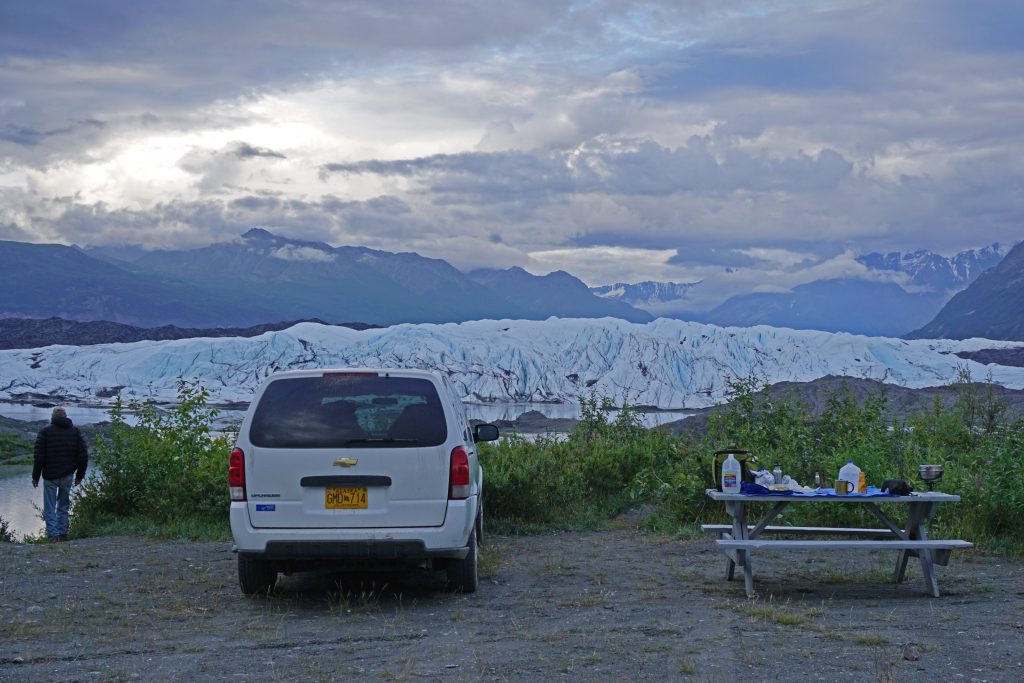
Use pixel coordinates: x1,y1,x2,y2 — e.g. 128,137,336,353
0,466,43,540
0,403,120,425
1,402,686,430
465,403,690,428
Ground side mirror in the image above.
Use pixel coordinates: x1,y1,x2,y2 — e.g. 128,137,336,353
473,423,499,443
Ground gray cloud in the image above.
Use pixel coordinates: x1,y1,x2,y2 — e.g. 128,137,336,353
0,119,105,147
232,143,286,160
323,140,855,199
1,0,1022,294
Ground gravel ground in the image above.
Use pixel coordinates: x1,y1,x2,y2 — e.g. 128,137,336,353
1,525,1022,682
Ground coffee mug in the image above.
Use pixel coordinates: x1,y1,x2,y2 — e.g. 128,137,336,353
834,479,855,494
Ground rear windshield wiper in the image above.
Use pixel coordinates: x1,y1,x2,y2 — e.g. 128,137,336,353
341,438,419,446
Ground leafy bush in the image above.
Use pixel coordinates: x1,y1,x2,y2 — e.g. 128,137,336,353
484,373,1024,551
0,432,32,465
480,393,682,531
0,514,15,542
71,380,235,538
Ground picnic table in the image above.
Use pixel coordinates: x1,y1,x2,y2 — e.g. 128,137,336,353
704,488,972,598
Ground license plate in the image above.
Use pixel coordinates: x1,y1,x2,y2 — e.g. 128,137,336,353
325,486,368,509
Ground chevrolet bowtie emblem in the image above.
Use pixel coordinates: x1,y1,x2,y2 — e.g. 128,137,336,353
334,457,358,467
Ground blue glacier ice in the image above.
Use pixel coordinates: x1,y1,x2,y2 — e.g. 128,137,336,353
1,318,1023,409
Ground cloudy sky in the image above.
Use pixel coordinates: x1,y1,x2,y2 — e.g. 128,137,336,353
1,1,1022,307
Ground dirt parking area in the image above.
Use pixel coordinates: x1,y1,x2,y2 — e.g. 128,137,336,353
1,525,1022,682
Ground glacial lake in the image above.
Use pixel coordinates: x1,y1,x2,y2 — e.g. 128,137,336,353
0,466,44,539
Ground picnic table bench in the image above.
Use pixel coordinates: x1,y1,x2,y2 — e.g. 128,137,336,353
704,488,971,598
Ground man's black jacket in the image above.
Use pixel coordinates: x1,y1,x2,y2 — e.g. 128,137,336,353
33,415,89,481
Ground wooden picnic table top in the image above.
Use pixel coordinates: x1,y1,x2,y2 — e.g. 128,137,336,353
705,488,960,503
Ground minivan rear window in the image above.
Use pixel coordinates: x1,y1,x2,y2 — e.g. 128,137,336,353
249,375,447,448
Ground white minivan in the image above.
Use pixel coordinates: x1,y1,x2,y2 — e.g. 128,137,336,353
229,368,498,594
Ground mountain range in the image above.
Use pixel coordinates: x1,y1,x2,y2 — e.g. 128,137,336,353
907,239,1024,340
694,279,947,337
0,230,651,328
1,230,1018,339
0,316,377,350
590,281,701,317
592,244,1007,336
469,268,650,322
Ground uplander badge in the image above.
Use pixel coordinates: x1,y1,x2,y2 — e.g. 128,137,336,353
334,457,358,467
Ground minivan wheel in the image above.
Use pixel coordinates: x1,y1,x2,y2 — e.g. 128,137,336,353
238,555,277,595
446,529,478,593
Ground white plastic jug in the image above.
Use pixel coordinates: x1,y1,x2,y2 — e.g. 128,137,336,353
838,461,861,493
722,453,742,493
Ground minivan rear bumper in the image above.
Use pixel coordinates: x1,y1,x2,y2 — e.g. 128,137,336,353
231,496,477,561
253,539,466,560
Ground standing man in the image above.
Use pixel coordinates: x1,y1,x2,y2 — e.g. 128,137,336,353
32,407,89,542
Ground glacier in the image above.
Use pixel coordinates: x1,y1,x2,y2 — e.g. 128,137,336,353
2,317,1024,409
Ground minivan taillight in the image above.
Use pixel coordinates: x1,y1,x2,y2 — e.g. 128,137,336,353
228,447,246,501
449,446,470,500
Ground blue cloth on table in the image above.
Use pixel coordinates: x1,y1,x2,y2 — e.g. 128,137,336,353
740,482,789,495
740,482,894,497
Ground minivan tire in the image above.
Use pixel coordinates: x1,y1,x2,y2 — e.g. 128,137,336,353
238,555,277,595
446,529,478,593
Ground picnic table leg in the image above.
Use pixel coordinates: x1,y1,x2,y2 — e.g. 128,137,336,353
742,548,755,598
894,551,910,584
915,502,940,597
725,500,755,597
894,503,926,583
724,500,746,581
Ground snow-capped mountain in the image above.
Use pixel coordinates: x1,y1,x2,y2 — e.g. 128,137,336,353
909,240,1024,340
587,244,1008,332
3,319,1023,410
590,281,701,316
856,243,1006,293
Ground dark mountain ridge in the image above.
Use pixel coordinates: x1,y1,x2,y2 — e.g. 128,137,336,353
0,240,269,327
0,230,651,328
696,278,946,337
0,317,379,350
468,267,653,323
908,240,1024,340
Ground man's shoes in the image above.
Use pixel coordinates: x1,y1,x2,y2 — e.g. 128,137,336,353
57,535,69,542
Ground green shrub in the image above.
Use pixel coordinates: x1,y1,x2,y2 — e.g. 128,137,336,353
0,514,15,542
480,393,682,531
482,373,1024,551
0,432,32,465
71,379,235,538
